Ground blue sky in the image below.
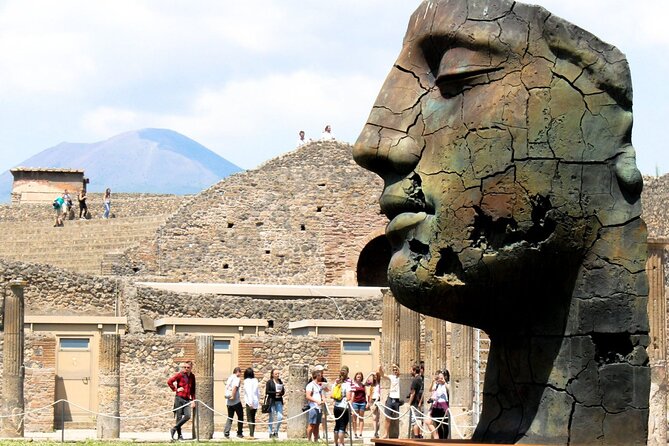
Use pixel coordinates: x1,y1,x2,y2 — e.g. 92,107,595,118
0,0,666,175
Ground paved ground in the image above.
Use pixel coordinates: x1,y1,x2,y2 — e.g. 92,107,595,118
24,429,377,443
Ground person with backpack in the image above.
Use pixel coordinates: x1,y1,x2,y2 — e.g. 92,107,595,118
332,367,352,446
52,195,65,227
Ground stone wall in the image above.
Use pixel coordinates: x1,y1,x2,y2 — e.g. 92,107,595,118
119,333,342,432
24,368,56,432
642,175,669,240
119,335,195,432
120,141,386,285
0,259,118,316
136,285,381,334
0,193,188,222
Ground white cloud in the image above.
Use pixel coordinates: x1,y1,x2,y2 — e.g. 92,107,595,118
79,70,380,167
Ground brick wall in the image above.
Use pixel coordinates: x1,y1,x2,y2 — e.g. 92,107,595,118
24,368,56,432
120,141,386,284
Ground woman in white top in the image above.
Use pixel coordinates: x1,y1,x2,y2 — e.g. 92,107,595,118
425,370,450,439
243,368,260,438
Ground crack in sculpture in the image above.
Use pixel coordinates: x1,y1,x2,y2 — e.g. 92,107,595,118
353,0,650,444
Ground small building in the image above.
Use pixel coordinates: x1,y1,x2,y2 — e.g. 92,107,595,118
10,167,87,205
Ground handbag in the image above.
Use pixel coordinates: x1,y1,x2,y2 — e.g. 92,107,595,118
261,395,271,414
302,403,310,413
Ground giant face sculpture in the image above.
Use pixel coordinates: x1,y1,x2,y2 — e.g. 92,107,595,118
354,0,649,443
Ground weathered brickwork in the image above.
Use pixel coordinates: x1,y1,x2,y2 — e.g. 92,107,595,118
643,176,669,240
136,286,381,334
24,368,56,432
0,260,118,315
120,141,386,284
0,193,188,222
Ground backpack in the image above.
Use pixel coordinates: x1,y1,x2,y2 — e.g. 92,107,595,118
332,383,342,401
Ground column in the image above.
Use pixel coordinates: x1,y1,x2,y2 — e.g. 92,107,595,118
97,334,120,439
381,289,401,438
195,335,214,440
450,323,474,439
381,289,400,367
398,304,420,438
1,279,26,438
424,316,448,418
286,364,309,439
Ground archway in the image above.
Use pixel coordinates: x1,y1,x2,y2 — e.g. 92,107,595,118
356,235,392,286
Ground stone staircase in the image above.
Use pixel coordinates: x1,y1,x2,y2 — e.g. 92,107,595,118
0,215,165,275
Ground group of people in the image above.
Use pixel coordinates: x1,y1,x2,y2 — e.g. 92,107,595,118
167,361,450,443
167,362,286,441
296,125,335,147
52,187,111,226
305,363,451,445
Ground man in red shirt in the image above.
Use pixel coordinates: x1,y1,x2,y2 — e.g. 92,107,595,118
167,361,196,441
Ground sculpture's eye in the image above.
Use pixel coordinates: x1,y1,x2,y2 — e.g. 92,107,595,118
433,47,503,98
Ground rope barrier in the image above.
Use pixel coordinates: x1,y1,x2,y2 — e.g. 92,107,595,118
0,395,478,438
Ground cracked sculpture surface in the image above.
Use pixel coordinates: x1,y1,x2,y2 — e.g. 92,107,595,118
353,0,650,444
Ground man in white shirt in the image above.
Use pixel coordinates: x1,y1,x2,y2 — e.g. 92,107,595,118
224,366,244,438
306,371,323,441
379,364,401,438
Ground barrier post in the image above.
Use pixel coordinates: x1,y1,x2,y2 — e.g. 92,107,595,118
61,400,65,443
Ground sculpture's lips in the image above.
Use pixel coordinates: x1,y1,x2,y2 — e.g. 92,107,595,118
386,212,427,246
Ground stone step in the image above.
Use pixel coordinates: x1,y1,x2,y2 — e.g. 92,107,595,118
0,236,152,250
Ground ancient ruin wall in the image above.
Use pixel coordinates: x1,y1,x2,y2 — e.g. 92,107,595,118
122,141,386,285
0,193,188,222
0,260,118,316
136,286,381,334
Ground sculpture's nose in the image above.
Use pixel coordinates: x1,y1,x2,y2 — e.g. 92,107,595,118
353,125,422,178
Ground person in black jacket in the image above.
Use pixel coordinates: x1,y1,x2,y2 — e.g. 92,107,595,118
265,368,285,438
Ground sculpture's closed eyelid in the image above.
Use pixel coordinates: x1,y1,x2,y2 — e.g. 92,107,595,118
433,46,502,84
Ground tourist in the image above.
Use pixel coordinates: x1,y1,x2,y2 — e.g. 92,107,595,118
306,370,323,442
350,371,367,438
332,367,352,446
426,370,449,439
224,366,244,438
52,195,65,227
408,364,424,438
167,361,196,441
77,188,88,219
297,130,307,147
366,372,381,438
103,188,112,219
320,125,335,140
243,367,259,439
63,189,73,218
379,364,401,438
265,368,285,438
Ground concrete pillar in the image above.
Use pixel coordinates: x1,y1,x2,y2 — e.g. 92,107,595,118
195,335,214,440
646,245,666,361
97,334,120,439
286,364,309,439
381,289,400,367
423,316,448,418
1,279,26,438
381,290,401,438
424,316,448,380
450,323,474,439
648,360,668,446
398,304,420,438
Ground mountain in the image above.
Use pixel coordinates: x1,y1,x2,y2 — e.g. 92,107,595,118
0,129,242,200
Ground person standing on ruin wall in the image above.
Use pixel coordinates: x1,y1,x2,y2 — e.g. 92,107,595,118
103,187,111,219
78,188,88,219
167,360,196,441
297,130,307,147
320,125,335,140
